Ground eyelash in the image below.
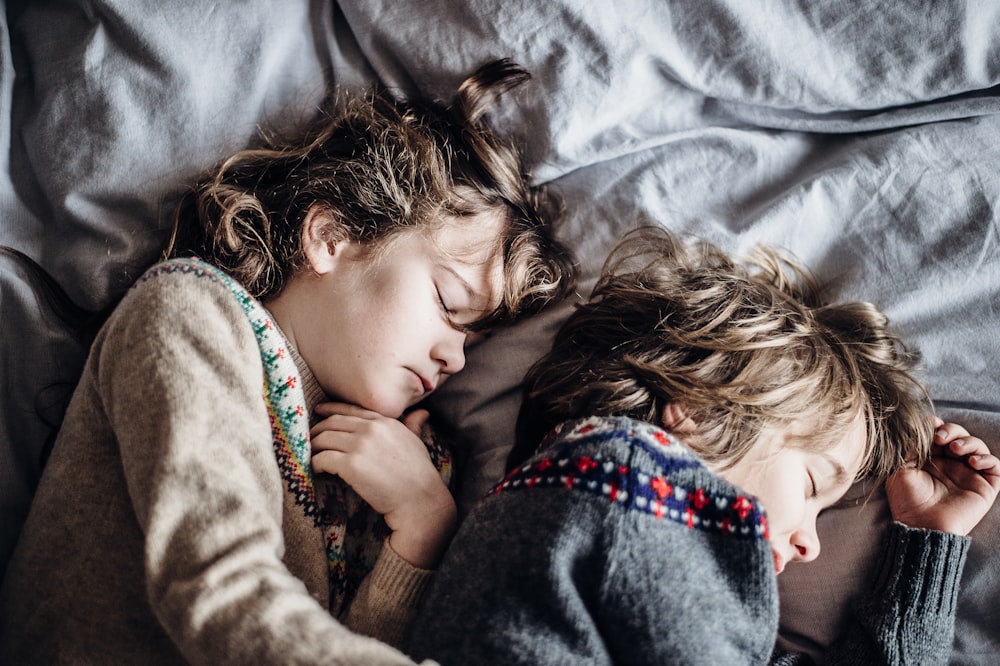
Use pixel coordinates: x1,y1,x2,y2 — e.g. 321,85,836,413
808,471,818,498
436,284,476,332
436,288,453,315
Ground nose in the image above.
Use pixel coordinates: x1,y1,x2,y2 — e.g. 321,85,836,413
433,327,467,375
790,522,821,563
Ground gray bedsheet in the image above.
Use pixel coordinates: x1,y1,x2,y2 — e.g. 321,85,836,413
1,1,997,662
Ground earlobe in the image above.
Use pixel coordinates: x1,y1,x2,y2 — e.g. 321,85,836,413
302,206,342,274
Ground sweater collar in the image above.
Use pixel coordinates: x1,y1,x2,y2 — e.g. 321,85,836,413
263,308,327,424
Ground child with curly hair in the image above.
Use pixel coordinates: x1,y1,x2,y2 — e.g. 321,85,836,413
0,59,574,665
409,227,998,665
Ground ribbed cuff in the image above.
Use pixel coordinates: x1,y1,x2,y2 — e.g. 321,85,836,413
367,542,435,609
870,521,970,617
343,544,435,649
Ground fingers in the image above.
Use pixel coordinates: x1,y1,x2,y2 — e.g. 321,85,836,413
310,403,426,442
310,403,384,450
968,451,1000,472
933,423,991,468
309,414,362,442
942,435,987,457
932,422,979,460
309,423,358,455
934,422,971,444
969,450,1000,493
310,402,391,444
932,420,1000,489
311,449,346,476
309,402,432,470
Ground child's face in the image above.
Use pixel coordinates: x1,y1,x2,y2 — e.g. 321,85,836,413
273,214,503,419
717,413,866,575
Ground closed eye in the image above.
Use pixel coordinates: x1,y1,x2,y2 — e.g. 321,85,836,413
808,471,818,498
437,287,474,331
436,287,453,315
436,279,481,330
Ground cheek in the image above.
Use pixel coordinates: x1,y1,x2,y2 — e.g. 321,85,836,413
751,472,807,535
765,494,814,541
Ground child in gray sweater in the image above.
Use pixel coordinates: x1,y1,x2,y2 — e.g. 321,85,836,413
409,227,999,665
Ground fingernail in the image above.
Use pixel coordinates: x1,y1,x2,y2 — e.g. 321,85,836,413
936,429,947,439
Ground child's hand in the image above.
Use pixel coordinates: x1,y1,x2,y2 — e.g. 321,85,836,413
884,419,1000,535
310,402,457,569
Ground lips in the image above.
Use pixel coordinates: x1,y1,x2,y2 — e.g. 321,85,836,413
420,374,435,392
410,369,435,393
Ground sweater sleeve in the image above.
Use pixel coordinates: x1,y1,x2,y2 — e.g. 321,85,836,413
409,485,627,665
771,522,969,666
97,272,421,665
345,541,435,650
820,521,968,666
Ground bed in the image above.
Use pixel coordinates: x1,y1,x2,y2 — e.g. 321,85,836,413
1,1,998,662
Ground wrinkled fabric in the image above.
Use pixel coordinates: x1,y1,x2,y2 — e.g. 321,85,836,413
1,1,999,662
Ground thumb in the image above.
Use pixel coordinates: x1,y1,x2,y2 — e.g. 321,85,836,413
402,408,430,437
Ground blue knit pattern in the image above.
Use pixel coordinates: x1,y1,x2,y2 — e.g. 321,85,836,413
495,417,770,540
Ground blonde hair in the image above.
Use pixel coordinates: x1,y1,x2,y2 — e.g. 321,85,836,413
512,226,933,480
164,59,575,329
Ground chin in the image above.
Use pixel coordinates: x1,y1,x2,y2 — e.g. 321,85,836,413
375,403,407,419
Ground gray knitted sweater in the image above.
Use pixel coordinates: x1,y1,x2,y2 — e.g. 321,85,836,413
410,415,969,665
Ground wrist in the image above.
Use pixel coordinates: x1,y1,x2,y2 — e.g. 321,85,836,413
891,512,971,536
386,493,458,569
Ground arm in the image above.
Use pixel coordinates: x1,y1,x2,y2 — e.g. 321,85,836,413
310,402,457,647
787,421,999,666
102,274,419,665
798,522,969,666
311,403,458,569
343,541,434,648
410,487,627,666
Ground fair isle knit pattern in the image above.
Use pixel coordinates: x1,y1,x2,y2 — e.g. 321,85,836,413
495,416,770,540
138,258,357,606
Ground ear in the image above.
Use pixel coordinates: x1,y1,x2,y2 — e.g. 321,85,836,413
301,205,345,275
660,402,697,434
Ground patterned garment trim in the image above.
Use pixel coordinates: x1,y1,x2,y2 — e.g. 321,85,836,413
495,417,769,540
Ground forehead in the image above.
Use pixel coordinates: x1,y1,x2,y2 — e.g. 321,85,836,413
427,209,505,258
421,212,505,305
784,412,868,482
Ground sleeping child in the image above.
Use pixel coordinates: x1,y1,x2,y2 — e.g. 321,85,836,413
408,226,999,665
0,59,575,664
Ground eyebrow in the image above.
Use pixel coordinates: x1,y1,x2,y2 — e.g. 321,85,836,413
821,452,850,487
442,264,491,311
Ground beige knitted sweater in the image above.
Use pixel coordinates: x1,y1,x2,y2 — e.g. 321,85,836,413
0,262,434,664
